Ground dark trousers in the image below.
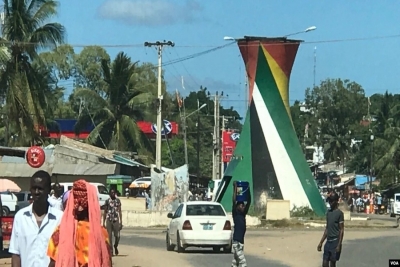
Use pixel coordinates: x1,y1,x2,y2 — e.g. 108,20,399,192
106,220,120,248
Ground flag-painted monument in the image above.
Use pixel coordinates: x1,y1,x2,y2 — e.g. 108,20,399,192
215,37,326,216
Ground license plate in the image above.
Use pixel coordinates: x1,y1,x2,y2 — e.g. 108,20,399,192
203,224,213,230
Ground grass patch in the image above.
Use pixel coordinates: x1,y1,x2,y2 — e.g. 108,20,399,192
290,205,325,220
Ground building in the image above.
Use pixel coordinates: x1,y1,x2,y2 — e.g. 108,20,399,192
0,136,148,191
41,119,179,142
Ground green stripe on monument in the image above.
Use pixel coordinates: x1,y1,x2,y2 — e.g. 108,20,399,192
254,46,326,216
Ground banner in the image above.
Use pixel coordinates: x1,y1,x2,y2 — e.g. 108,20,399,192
222,131,239,163
150,164,189,212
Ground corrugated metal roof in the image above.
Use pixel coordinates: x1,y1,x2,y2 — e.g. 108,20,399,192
110,154,149,168
52,163,116,175
2,149,54,163
0,163,51,177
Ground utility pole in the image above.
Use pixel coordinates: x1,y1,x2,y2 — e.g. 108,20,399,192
212,92,223,180
220,115,226,177
196,100,201,187
182,103,188,166
144,41,174,169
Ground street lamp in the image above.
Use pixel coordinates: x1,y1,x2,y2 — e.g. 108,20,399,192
223,26,317,41
223,36,237,41
284,26,317,37
182,103,207,166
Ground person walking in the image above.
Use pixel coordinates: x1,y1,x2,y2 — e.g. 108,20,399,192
9,171,63,267
103,189,122,256
47,180,111,267
317,192,345,267
231,181,251,267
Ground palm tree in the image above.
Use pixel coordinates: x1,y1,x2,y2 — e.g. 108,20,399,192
74,52,156,162
0,0,65,145
372,95,400,185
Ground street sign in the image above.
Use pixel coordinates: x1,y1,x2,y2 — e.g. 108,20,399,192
26,146,46,168
230,133,240,142
151,120,172,135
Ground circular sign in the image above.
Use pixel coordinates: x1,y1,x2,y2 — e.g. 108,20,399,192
26,146,45,168
230,133,240,142
151,120,172,135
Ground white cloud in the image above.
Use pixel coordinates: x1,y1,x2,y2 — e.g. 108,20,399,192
97,0,203,26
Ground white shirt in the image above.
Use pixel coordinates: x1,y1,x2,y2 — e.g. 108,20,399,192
9,205,63,267
47,195,63,211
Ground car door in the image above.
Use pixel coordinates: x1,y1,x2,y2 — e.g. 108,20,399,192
169,204,183,241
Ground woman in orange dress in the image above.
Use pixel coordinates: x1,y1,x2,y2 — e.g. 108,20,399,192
47,180,112,267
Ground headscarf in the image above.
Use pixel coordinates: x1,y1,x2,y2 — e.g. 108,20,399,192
56,180,110,267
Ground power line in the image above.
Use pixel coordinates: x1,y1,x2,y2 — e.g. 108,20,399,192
2,33,400,47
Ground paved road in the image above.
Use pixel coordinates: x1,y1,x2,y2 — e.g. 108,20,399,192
120,230,287,267
120,228,400,267
353,212,397,222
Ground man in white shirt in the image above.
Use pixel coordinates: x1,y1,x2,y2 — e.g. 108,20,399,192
47,183,63,211
9,171,63,267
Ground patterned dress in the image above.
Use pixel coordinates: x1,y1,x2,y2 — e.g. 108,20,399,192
47,221,112,267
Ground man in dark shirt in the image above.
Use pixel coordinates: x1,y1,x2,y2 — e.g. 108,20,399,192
231,181,251,267
317,192,344,267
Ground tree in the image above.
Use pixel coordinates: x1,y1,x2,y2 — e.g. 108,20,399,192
0,0,65,145
74,52,157,163
74,46,110,96
160,87,242,177
302,79,367,162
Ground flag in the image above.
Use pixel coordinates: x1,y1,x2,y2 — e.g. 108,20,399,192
175,89,183,108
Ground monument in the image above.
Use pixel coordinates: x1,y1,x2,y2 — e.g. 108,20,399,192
215,37,326,216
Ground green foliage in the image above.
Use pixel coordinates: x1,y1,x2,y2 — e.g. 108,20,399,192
290,205,321,219
292,78,400,189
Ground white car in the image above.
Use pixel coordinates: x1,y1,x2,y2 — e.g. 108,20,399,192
0,192,18,215
131,177,151,188
166,201,232,253
53,182,110,207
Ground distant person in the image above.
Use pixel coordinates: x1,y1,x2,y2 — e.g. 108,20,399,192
48,183,63,211
231,181,251,267
125,187,130,198
103,189,122,256
47,180,111,267
9,171,63,267
317,192,344,267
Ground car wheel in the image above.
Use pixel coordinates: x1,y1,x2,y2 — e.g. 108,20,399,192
391,213,395,218
223,243,232,254
177,232,185,253
2,207,9,216
166,232,175,251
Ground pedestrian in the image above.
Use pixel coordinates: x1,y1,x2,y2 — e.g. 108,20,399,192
103,189,122,256
9,171,63,267
47,179,111,267
317,192,345,267
48,183,63,211
231,181,251,267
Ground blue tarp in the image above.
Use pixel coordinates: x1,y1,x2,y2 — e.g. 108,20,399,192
355,174,376,190
48,119,95,132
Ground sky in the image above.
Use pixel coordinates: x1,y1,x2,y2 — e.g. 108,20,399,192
56,0,400,117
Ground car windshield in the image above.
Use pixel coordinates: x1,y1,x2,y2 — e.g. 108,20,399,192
98,186,109,195
396,195,400,202
186,204,225,216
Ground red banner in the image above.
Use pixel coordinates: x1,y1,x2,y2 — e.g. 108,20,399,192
222,131,239,162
